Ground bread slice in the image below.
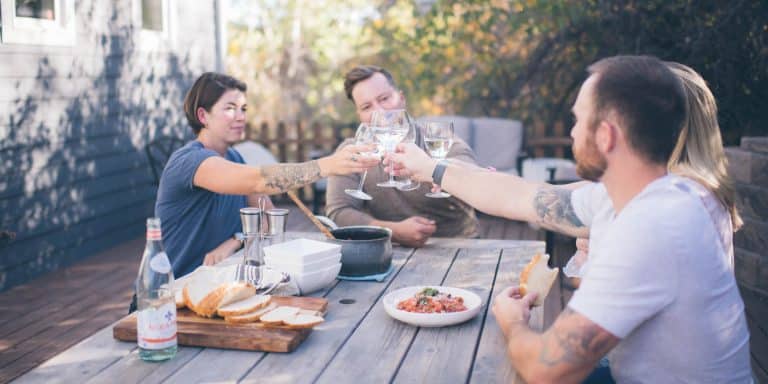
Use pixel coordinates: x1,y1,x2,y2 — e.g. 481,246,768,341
225,302,278,324
259,306,301,325
284,314,324,329
218,282,256,308
519,253,559,307
217,294,272,317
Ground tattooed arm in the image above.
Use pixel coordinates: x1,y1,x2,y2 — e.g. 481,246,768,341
193,144,379,195
493,287,619,382
427,159,590,238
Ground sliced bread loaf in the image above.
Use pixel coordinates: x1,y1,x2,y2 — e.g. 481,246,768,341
217,294,272,317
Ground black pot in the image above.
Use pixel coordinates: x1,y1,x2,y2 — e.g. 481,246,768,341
329,226,393,277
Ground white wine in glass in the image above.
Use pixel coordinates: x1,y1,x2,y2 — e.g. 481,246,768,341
344,123,376,200
421,121,454,198
372,109,409,188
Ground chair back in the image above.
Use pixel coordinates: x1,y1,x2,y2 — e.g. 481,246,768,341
145,136,186,185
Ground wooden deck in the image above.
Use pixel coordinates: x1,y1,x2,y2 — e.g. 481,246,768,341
0,208,549,382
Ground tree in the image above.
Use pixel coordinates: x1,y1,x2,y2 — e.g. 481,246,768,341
367,0,768,146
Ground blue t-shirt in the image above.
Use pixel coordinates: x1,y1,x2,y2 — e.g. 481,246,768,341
155,141,247,277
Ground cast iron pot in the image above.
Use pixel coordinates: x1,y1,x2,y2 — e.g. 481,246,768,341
316,217,393,276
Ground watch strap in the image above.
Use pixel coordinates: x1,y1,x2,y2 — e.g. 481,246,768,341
431,160,449,187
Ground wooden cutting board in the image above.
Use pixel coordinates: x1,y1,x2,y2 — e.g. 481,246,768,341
113,296,327,353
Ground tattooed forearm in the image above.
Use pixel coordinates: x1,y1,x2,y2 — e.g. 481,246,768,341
539,308,616,367
261,161,322,193
533,187,588,237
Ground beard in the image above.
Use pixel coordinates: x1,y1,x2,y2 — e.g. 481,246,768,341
573,131,607,182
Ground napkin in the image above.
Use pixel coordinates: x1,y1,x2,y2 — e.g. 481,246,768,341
337,264,395,282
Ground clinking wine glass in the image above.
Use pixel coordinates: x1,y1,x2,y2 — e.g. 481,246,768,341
396,116,422,192
344,123,377,200
421,120,454,198
371,109,409,188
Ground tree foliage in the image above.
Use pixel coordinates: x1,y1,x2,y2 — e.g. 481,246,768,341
367,0,768,145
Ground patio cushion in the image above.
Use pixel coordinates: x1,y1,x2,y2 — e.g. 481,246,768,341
471,117,523,174
233,141,278,165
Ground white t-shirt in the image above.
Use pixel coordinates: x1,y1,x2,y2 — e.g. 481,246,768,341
568,175,751,383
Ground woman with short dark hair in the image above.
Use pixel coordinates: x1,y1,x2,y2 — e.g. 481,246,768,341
156,72,377,277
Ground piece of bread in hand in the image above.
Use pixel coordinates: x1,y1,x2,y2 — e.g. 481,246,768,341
225,302,278,324
519,253,559,307
218,294,272,317
259,306,302,325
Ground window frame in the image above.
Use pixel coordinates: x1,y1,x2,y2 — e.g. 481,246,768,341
132,0,175,50
0,0,76,46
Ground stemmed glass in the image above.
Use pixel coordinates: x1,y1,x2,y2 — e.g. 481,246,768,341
396,116,421,191
421,120,454,198
344,123,377,200
371,109,409,188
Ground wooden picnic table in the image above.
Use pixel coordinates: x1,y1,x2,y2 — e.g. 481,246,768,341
14,232,546,384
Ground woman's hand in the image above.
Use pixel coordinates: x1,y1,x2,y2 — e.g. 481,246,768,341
386,143,436,183
318,144,380,177
203,238,241,266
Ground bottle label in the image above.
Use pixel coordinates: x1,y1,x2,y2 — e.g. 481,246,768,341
150,252,172,274
137,301,177,349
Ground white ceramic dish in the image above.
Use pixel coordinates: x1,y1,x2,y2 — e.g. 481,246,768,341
265,252,341,275
263,238,341,263
382,286,483,327
292,262,342,294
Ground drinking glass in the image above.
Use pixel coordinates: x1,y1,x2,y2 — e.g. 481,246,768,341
396,116,421,191
371,109,409,188
421,121,454,198
344,123,377,200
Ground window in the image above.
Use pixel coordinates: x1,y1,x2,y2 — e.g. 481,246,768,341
0,0,75,46
133,0,174,49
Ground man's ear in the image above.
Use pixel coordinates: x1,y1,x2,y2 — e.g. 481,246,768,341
595,120,616,154
196,107,208,127
398,90,406,108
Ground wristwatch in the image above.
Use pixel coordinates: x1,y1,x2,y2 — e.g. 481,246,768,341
431,159,449,186
233,232,245,248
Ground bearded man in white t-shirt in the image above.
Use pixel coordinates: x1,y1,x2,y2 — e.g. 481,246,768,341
388,55,751,383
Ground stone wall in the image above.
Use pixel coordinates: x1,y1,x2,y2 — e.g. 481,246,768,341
726,136,768,382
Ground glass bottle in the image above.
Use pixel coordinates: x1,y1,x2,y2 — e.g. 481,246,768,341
135,217,177,361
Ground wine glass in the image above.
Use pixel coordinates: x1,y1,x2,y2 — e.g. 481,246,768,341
371,109,409,188
421,120,454,198
396,115,421,191
344,123,377,200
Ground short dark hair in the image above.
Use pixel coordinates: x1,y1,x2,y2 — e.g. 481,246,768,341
587,55,686,165
343,65,397,102
183,72,247,135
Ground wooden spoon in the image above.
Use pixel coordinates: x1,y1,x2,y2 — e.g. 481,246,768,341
286,190,335,239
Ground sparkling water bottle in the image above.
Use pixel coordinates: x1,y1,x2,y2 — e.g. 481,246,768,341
135,217,177,361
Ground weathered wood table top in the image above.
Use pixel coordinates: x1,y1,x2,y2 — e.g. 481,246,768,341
15,233,545,384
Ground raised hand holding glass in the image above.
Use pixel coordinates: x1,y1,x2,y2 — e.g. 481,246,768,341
371,109,409,188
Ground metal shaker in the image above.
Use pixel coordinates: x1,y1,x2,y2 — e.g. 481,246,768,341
265,208,289,244
239,207,263,266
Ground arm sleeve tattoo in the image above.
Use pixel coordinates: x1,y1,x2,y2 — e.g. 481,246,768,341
260,161,322,194
539,308,616,367
533,187,588,238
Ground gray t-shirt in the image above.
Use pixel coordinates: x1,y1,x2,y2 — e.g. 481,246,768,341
155,141,246,277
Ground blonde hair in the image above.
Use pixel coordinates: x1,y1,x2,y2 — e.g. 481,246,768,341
666,62,742,230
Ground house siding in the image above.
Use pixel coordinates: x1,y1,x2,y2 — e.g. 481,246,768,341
0,0,217,291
